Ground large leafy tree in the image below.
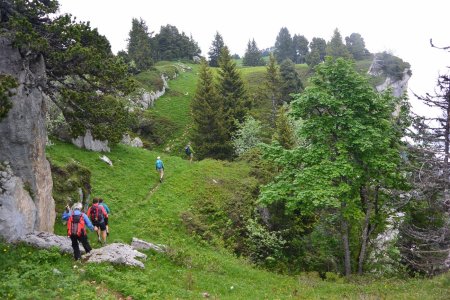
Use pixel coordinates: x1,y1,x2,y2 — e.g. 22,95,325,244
217,46,249,137
292,34,309,64
345,32,370,60
260,58,408,276
191,58,229,159
274,27,294,63
243,38,265,66
208,31,224,67
279,58,303,103
326,28,352,59
1,0,135,143
127,18,154,71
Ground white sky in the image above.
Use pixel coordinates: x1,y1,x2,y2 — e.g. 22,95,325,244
57,0,449,115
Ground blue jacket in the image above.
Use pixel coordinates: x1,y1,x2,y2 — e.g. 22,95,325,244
155,159,164,170
62,209,95,231
99,203,110,214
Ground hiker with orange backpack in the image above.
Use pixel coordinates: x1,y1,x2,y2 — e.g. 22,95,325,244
87,197,109,245
62,202,94,260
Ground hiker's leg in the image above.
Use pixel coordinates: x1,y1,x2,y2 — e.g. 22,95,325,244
99,222,107,243
104,217,109,235
79,234,91,253
70,235,81,260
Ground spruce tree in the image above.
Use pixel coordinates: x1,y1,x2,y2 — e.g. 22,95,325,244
274,105,296,149
127,18,153,71
292,34,309,64
208,31,225,67
309,37,327,62
191,59,230,159
345,33,370,60
243,39,265,66
279,58,303,103
274,27,294,63
326,28,352,59
217,46,249,136
265,53,282,126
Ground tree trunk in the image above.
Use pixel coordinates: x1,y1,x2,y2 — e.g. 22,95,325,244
358,185,371,275
341,202,352,276
444,90,450,202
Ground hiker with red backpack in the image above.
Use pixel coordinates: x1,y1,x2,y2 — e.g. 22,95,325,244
87,197,109,245
62,202,94,260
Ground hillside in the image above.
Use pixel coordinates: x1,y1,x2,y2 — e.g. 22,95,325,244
1,61,449,299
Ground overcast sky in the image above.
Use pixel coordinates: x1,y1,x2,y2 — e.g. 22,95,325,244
57,0,449,115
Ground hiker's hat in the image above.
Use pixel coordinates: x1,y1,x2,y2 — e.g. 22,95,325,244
72,202,82,210
157,156,160,159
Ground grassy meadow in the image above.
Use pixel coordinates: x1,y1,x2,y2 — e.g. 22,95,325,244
1,61,449,299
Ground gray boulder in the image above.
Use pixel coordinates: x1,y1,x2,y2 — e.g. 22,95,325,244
19,231,75,254
131,237,166,252
84,243,147,268
72,129,110,152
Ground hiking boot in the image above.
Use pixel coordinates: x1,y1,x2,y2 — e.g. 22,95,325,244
107,231,109,236
159,178,162,183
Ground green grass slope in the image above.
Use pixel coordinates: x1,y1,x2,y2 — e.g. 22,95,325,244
2,141,449,299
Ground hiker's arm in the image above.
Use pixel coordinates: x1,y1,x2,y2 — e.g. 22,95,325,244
82,214,95,231
62,208,71,221
102,206,108,219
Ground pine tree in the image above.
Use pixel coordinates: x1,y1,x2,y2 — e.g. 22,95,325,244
326,28,352,59
217,46,249,136
243,39,265,66
292,34,309,64
191,59,230,159
279,58,303,103
208,31,225,67
265,53,282,127
127,18,153,71
274,27,294,63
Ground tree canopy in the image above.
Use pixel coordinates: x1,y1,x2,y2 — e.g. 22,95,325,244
1,0,135,143
243,39,265,67
274,27,294,63
208,31,225,67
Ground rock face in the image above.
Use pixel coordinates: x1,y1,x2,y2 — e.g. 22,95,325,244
368,54,411,97
0,36,55,240
131,237,166,252
0,163,37,241
84,243,147,268
72,129,110,152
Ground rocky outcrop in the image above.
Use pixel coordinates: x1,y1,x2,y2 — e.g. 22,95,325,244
84,243,147,268
121,134,143,148
0,36,55,239
131,237,166,252
368,54,411,97
19,232,148,268
0,162,37,241
72,129,110,152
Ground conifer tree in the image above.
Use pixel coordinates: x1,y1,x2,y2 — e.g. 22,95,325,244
127,18,153,71
243,39,265,66
345,33,370,60
279,59,303,103
217,46,249,137
208,31,225,67
326,28,352,59
191,59,230,159
292,34,309,64
274,27,294,63
274,105,296,149
265,53,282,126
309,37,327,62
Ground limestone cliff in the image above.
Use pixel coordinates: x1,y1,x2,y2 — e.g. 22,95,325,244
0,36,55,240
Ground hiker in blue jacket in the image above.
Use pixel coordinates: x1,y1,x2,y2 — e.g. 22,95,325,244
62,202,95,260
155,156,164,183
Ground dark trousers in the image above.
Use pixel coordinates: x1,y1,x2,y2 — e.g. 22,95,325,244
70,234,92,260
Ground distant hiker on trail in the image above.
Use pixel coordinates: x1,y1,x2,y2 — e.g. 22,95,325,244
99,198,110,236
155,156,164,183
185,142,194,163
62,202,94,260
87,197,109,245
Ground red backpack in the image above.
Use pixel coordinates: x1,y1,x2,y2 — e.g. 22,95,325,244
67,214,86,237
90,204,104,224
